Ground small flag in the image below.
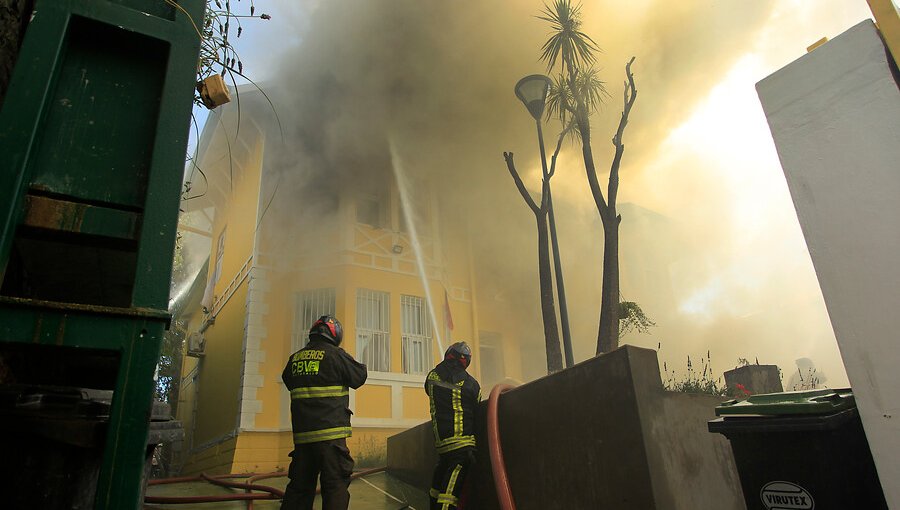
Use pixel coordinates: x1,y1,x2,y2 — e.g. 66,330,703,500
444,289,454,331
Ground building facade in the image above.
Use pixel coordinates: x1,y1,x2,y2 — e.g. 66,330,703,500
174,91,526,474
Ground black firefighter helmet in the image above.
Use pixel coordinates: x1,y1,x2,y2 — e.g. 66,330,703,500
444,341,472,369
309,315,343,346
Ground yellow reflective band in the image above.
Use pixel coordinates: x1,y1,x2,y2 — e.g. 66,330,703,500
439,463,462,508
436,436,476,454
431,487,460,508
437,494,458,504
428,382,440,441
452,387,463,436
290,386,349,399
293,426,352,444
434,435,475,448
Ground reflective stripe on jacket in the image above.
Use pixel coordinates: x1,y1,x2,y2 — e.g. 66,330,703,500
425,359,481,453
282,338,367,444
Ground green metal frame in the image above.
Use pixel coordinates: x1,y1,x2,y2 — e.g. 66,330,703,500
0,0,203,508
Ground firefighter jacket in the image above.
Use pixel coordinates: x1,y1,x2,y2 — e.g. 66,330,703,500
282,337,367,445
425,359,481,454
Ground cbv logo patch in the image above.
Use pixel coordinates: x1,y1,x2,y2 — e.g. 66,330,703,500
761,481,814,510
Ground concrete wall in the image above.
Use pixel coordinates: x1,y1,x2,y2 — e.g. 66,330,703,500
757,20,900,508
387,346,744,509
645,392,745,509
723,365,783,395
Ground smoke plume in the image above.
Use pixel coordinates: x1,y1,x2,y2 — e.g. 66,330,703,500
231,0,870,384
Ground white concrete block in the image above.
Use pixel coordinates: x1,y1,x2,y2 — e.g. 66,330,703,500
243,361,260,375
249,278,271,292
245,349,267,363
758,20,900,508
240,412,256,429
243,374,265,388
248,302,270,315
246,324,267,338
242,399,263,414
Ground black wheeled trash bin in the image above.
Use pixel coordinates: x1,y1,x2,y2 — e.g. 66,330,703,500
0,384,112,510
709,388,887,510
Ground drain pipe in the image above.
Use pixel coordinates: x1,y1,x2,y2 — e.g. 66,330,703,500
487,384,516,510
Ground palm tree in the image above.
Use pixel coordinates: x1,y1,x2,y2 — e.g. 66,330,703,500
539,0,638,355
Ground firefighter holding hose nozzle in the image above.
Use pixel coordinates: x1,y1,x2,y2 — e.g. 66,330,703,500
281,315,367,510
425,341,481,510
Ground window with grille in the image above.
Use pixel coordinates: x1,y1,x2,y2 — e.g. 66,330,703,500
356,289,390,372
293,288,336,351
401,295,433,375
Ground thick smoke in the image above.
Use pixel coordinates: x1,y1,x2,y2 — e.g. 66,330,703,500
239,0,869,383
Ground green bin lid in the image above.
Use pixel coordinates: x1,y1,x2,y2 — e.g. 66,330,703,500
715,388,854,416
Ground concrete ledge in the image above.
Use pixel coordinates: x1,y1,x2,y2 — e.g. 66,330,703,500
387,345,743,509
724,365,783,395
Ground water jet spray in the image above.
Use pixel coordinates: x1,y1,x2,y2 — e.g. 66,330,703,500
389,137,445,362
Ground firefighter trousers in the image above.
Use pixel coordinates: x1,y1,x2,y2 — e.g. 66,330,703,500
430,446,475,510
281,438,354,510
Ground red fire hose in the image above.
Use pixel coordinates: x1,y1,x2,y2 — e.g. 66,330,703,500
144,472,282,505
144,466,387,507
488,384,516,510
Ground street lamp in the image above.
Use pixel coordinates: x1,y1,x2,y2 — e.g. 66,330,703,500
514,75,552,120
514,74,575,369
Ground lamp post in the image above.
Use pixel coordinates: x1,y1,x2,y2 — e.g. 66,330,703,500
514,74,574,368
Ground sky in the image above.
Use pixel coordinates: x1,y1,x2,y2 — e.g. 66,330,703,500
190,0,883,388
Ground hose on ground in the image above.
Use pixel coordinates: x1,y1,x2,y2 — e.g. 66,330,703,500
144,466,388,506
146,473,278,505
488,384,516,510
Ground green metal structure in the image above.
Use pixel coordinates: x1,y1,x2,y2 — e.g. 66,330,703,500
0,0,203,508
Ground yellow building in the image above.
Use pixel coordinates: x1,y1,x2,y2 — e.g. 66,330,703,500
174,89,526,475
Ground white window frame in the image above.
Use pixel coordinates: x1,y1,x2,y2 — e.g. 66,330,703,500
356,188,387,229
293,288,336,351
356,289,390,372
401,295,433,375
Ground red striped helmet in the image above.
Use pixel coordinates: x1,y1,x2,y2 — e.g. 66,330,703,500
444,341,472,369
309,315,343,346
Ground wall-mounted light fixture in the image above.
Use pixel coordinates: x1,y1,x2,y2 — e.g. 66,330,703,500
392,244,403,254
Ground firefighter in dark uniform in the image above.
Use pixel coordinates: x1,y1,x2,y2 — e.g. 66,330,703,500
281,315,367,510
425,341,481,510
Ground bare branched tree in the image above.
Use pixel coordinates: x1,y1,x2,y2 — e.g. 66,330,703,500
502,120,572,373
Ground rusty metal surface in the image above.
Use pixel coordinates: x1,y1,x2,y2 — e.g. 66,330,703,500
0,295,169,322
0,0,203,505
23,193,86,231
23,194,140,240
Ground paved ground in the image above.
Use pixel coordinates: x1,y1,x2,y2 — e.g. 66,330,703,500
144,471,429,510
